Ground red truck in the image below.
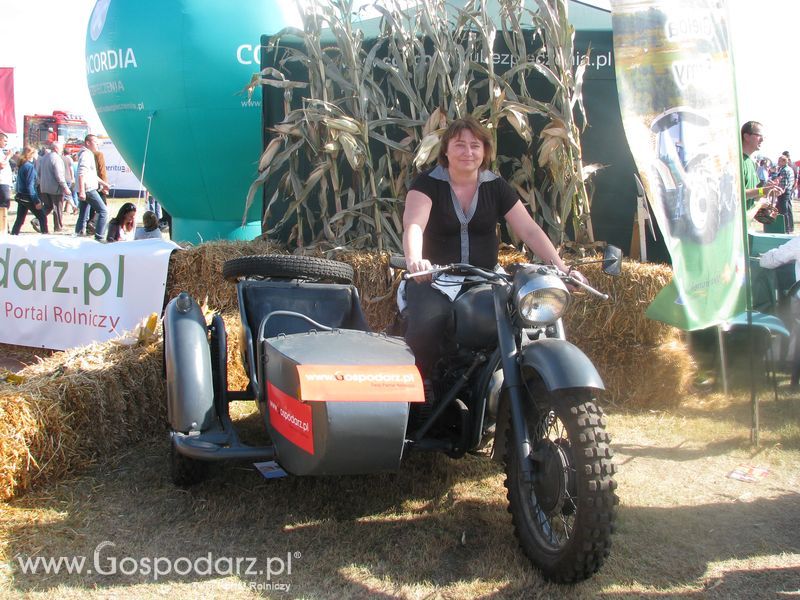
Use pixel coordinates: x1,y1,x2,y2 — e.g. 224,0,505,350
23,111,89,154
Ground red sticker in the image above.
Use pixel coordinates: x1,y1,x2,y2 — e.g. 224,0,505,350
267,381,314,455
296,364,424,403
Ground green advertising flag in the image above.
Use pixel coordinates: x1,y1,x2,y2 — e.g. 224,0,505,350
610,0,745,330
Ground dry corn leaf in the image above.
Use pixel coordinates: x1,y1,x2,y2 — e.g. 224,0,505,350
413,132,441,170
259,137,283,172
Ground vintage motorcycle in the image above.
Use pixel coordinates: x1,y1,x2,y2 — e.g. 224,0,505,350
163,248,620,583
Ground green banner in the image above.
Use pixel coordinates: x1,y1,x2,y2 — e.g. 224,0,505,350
611,0,745,330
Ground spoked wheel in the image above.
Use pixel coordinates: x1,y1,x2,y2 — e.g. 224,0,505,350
505,385,617,583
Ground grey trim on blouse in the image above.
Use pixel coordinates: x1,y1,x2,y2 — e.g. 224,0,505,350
428,166,499,263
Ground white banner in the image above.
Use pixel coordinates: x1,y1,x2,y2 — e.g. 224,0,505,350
0,236,179,350
97,136,144,195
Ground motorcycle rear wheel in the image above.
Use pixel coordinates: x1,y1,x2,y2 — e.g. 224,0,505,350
505,387,617,583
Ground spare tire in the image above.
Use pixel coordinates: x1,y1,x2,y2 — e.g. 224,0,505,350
222,254,354,284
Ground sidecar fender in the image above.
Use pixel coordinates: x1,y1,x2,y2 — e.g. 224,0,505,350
519,338,604,392
164,293,218,433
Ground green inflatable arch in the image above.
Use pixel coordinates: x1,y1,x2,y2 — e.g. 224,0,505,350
86,0,301,242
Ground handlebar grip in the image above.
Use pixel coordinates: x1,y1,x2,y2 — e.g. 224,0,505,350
389,255,407,270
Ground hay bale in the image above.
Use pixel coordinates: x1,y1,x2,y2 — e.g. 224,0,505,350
582,334,696,409
164,244,691,408
166,239,284,313
563,259,694,408
565,260,675,347
0,341,165,500
0,243,692,499
329,251,400,332
0,393,58,500
221,313,249,391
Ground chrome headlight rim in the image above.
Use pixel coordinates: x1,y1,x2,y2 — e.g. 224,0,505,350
513,273,570,326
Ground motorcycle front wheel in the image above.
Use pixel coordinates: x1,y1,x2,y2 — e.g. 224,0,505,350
505,386,617,583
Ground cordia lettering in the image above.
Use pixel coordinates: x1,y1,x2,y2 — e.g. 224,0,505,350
86,48,138,74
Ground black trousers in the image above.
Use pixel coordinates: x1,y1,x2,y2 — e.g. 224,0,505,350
777,195,794,232
404,280,453,377
11,198,48,235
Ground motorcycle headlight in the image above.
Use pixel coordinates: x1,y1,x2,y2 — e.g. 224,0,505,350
513,273,570,326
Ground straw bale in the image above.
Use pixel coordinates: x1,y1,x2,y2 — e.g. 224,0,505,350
328,250,400,332
583,333,696,409
0,340,165,500
566,260,675,347
220,313,249,391
0,242,690,499
166,239,284,313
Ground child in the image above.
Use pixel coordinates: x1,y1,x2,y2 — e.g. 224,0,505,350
134,210,163,240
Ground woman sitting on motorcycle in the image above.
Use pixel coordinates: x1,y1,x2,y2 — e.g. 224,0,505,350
402,115,586,376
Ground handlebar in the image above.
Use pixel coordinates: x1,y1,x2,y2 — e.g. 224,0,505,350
403,262,504,282
398,260,609,299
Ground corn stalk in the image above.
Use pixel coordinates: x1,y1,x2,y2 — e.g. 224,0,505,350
247,0,596,251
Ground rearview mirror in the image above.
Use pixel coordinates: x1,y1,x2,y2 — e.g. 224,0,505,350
602,245,623,276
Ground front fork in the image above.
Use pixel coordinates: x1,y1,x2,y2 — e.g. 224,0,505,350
493,285,535,484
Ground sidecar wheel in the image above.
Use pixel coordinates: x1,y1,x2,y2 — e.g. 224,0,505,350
505,386,617,583
170,439,208,487
222,254,354,284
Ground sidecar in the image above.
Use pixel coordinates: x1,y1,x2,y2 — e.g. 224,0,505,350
163,255,423,486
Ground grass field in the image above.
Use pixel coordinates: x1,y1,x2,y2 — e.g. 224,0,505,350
1,202,799,597
0,375,797,599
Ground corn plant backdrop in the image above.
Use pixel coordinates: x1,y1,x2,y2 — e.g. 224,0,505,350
246,0,597,252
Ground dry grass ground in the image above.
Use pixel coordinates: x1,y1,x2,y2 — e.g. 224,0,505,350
2,212,799,597
0,380,798,599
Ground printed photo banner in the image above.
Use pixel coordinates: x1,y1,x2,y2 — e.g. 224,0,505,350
611,0,745,330
0,236,179,350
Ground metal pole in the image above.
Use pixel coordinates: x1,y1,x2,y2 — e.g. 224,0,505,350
749,310,759,446
717,325,728,395
138,111,156,207
727,2,759,444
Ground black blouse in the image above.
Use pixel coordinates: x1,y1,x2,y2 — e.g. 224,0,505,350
409,166,518,269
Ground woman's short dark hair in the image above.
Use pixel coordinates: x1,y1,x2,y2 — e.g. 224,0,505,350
437,115,494,170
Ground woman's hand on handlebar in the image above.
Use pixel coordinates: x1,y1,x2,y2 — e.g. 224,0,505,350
406,258,433,274
566,268,588,291
406,257,433,281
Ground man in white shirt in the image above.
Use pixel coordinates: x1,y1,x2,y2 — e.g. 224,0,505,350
75,134,110,240
0,132,11,234
760,237,800,388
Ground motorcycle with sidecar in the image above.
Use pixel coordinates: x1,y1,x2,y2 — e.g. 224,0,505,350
163,249,621,582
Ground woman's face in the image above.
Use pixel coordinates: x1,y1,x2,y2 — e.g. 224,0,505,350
122,210,136,229
445,130,485,174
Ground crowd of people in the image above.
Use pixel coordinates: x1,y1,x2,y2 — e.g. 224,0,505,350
741,121,800,388
0,132,166,242
743,123,799,233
